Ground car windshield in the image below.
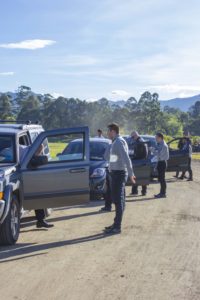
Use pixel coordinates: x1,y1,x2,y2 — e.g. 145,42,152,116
63,141,109,161
0,136,15,163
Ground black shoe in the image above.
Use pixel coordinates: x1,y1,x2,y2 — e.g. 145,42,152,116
36,220,54,228
100,207,111,212
178,176,184,180
142,192,146,196
154,193,166,199
187,178,193,181
104,227,121,235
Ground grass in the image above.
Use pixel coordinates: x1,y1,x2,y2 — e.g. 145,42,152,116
192,153,200,160
48,142,66,158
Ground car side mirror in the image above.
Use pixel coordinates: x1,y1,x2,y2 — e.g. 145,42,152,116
29,155,48,168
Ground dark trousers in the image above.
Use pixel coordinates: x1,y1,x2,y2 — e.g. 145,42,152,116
132,185,147,195
157,161,167,195
104,171,112,209
181,158,193,179
111,170,127,229
35,209,45,222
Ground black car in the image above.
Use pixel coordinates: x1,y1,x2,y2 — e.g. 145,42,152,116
59,138,111,200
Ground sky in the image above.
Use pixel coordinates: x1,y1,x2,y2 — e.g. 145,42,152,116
0,0,200,101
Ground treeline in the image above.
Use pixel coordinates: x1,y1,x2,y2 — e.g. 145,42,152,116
0,86,200,137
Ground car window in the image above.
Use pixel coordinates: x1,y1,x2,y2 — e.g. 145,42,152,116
0,136,15,163
63,141,109,161
39,133,85,163
19,134,30,146
168,139,181,151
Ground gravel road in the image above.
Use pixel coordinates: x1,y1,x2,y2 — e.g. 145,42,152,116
0,162,200,300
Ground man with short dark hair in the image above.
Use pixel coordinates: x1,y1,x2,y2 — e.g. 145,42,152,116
130,131,148,196
153,133,169,198
104,123,136,234
95,129,104,139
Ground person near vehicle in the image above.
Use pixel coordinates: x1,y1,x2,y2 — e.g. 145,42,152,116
130,131,148,196
153,133,169,198
104,123,136,234
95,129,104,139
179,138,193,181
174,139,184,178
19,144,54,229
100,143,112,212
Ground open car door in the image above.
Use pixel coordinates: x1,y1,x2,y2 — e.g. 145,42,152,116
127,158,151,186
167,138,189,172
21,127,90,210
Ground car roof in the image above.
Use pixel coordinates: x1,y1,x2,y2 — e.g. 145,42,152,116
71,137,111,144
0,124,43,131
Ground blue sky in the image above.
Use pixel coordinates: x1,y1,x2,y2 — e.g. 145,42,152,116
0,0,200,100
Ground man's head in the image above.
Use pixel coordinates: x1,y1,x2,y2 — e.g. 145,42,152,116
155,132,164,143
131,131,139,140
97,129,103,137
107,123,119,140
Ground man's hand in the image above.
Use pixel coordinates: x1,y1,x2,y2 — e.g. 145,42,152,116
130,175,136,184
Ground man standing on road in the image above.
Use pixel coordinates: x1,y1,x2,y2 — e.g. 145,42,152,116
104,123,136,234
179,138,193,181
153,133,169,198
129,131,148,196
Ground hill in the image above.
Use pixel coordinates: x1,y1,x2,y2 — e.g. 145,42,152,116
160,94,200,112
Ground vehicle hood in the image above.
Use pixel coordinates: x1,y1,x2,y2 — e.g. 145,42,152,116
89,160,108,175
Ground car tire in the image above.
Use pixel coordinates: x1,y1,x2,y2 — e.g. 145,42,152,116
0,195,20,246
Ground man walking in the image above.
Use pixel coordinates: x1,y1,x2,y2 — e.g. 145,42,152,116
129,131,148,196
104,123,136,234
153,133,169,198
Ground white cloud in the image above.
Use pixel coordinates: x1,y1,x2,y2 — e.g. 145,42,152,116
0,72,14,76
111,90,130,97
0,39,56,50
51,92,64,98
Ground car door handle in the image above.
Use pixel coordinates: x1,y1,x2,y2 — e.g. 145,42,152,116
69,168,86,173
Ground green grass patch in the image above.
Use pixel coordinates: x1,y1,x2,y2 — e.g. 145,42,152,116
48,142,66,158
192,153,200,160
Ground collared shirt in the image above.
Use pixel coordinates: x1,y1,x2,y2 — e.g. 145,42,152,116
109,135,134,177
154,140,169,162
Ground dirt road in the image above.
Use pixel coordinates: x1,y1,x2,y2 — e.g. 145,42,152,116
0,162,200,300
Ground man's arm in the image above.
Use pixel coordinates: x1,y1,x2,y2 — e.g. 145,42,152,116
118,140,135,179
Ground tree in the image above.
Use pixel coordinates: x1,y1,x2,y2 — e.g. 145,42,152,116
0,94,12,119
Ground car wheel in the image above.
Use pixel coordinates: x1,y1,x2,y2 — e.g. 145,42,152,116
0,195,20,246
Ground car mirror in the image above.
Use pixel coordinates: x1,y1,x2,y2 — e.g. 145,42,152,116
29,155,48,168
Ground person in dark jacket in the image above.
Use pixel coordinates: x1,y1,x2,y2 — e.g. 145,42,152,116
179,138,193,181
130,131,148,196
